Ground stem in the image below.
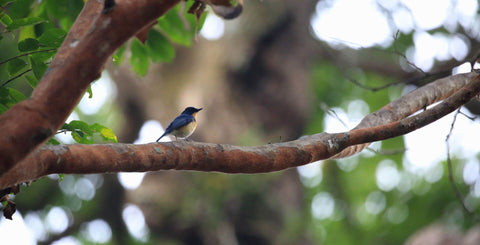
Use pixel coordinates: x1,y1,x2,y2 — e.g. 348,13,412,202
0,48,57,66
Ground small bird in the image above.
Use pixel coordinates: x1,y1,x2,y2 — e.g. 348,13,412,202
156,107,202,142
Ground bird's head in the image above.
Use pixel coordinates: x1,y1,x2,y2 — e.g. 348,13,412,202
182,107,202,116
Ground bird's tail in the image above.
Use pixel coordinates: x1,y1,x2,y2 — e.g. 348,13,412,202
156,132,167,142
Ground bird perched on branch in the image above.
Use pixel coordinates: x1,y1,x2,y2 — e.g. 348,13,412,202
156,107,202,142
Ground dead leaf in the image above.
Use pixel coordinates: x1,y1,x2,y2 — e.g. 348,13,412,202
135,21,158,44
3,200,16,220
190,0,243,20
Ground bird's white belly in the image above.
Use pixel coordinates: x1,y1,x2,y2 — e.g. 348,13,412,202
171,122,197,138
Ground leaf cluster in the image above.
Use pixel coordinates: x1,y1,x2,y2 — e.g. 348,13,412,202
0,0,206,146
0,0,73,111
119,2,207,76
54,120,118,145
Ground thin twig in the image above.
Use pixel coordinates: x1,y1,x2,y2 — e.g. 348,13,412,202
0,48,57,66
320,30,460,92
445,108,479,220
458,110,477,121
446,108,460,142
319,35,418,92
365,147,406,155
0,69,32,87
392,30,427,75
1,61,52,87
319,42,401,91
319,102,349,129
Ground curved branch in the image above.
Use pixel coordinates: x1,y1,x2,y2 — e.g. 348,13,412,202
0,0,181,175
1,72,479,189
331,72,477,158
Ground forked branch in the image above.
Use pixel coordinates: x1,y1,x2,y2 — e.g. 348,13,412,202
0,0,181,175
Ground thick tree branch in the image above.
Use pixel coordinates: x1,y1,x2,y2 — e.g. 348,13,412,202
1,73,479,189
0,0,180,175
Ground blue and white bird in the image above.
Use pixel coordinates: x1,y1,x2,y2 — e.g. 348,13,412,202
156,107,202,142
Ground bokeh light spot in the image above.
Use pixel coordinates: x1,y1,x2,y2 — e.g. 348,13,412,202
200,14,225,40
312,192,335,220
122,204,150,241
83,219,112,244
376,160,400,191
365,191,386,215
297,161,323,187
75,178,96,201
118,172,146,190
46,207,69,234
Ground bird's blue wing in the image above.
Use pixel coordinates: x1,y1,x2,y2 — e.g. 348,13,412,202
164,114,195,133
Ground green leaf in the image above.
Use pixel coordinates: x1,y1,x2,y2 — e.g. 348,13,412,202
146,30,175,63
0,103,8,115
7,87,26,102
86,85,93,98
112,54,120,65
47,138,60,145
92,123,118,143
67,120,93,135
100,127,117,143
0,11,13,27
0,87,8,98
7,16,45,31
130,39,149,76
25,75,38,88
113,45,126,65
63,121,117,144
66,120,94,144
0,0,14,7
29,55,48,79
157,7,193,46
7,58,27,76
18,24,36,40
38,28,66,47
58,174,65,181
30,50,56,62
18,38,39,52
0,87,12,109
9,0,35,19
44,0,83,31
71,131,94,144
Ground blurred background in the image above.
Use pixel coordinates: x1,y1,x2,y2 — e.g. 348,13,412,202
1,0,480,244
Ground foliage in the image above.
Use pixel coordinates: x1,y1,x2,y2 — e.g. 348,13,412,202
121,2,206,76
0,1,206,241
0,0,204,140
60,120,118,144
0,0,77,109
0,0,479,244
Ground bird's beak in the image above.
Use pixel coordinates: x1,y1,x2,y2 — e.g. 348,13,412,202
198,108,203,111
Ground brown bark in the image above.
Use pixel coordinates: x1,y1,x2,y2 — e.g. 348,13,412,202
0,0,180,175
1,72,478,189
